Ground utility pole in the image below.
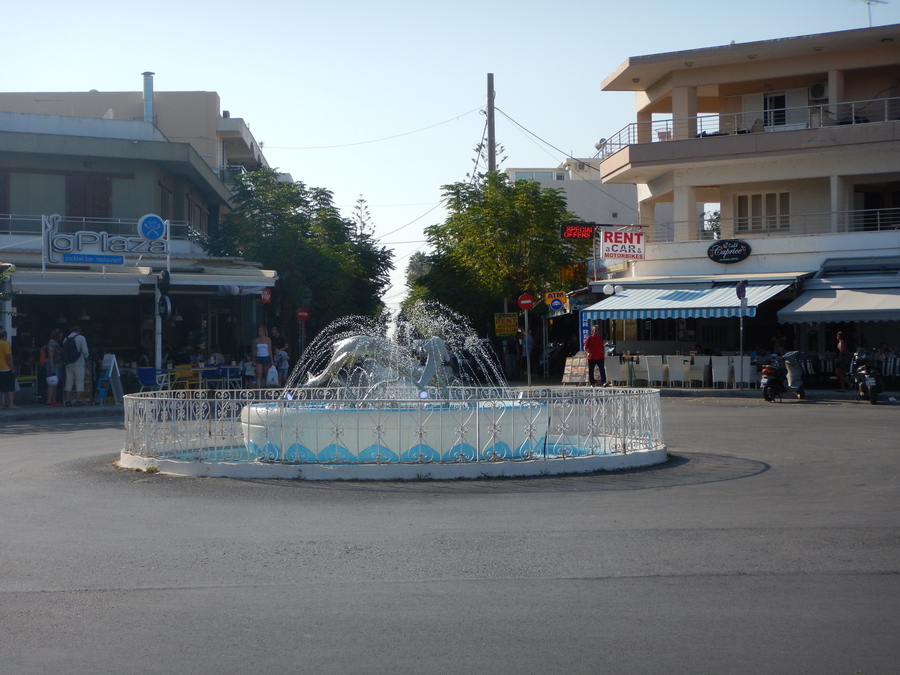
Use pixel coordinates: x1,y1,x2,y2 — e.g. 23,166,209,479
487,73,496,173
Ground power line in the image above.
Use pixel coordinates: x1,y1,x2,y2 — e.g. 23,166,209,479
376,202,443,239
495,106,638,216
267,106,482,150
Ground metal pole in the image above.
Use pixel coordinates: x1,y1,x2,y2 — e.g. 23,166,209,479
487,74,496,173
524,308,531,387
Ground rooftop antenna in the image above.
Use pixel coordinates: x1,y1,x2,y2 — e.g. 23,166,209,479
853,0,888,28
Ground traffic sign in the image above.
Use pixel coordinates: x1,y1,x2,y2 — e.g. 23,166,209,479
295,307,310,322
517,293,534,310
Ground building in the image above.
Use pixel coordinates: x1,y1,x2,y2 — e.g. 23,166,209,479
582,24,900,359
0,75,277,376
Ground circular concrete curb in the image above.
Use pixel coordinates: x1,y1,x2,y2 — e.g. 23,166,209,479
117,446,668,481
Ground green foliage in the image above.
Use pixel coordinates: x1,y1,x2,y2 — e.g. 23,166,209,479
208,169,393,335
406,172,591,332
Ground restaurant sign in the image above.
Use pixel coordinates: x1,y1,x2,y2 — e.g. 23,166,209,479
707,239,751,264
43,213,169,265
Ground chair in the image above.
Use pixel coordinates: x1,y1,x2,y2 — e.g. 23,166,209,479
217,365,242,389
605,356,628,386
711,356,734,389
137,367,170,392
644,356,668,387
170,366,198,390
733,356,756,389
666,357,690,388
631,359,650,386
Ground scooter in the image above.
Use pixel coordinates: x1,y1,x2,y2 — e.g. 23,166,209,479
849,349,884,405
761,350,805,402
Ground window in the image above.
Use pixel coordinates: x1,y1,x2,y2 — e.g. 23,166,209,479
764,93,786,127
185,196,209,234
736,192,790,232
159,183,172,221
514,171,533,181
534,171,553,181
66,175,111,218
556,173,565,181
0,172,9,215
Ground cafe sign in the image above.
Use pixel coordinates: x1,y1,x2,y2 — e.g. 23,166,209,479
43,213,169,265
707,239,751,264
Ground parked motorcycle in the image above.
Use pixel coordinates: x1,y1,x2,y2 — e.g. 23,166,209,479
849,349,884,405
761,350,806,402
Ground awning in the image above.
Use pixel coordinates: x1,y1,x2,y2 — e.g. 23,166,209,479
167,271,276,288
11,270,143,295
777,288,900,323
581,283,791,319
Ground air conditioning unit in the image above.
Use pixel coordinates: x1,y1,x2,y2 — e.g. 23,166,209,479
809,82,828,100
577,162,586,170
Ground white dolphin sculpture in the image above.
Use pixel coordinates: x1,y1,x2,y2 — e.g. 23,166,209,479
305,335,451,391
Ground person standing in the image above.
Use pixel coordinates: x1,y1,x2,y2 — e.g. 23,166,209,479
583,325,607,387
270,326,287,353
45,329,63,406
0,330,17,410
253,325,273,388
835,331,853,391
63,325,90,406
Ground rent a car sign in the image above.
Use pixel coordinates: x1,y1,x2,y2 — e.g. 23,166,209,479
599,228,645,260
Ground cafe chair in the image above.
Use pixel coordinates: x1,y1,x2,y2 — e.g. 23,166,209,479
170,365,198,390
711,356,734,389
605,356,628,386
137,367,170,392
666,357,689,388
733,355,756,388
644,355,668,387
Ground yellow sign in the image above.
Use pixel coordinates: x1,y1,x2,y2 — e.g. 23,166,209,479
494,312,518,337
545,291,566,305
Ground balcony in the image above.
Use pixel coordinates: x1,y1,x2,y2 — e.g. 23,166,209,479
0,214,200,241
647,207,900,244
597,96,900,161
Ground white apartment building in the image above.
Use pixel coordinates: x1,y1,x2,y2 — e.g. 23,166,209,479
582,24,900,360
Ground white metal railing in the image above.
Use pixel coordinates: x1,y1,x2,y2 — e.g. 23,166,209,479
122,386,664,464
646,207,900,244
0,213,198,240
596,96,900,160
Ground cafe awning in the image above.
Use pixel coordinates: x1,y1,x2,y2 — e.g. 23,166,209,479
777,287,900,323
581,283,791,319
11,270,144,295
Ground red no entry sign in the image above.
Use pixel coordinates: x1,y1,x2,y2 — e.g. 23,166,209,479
295,307,310,322
517,293,534,310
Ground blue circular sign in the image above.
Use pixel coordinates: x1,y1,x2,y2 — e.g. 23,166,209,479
138,214,166,241
550,298,564,311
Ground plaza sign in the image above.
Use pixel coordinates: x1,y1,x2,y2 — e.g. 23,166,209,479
43,213,169,265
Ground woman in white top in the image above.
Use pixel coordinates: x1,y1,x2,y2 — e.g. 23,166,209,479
254,325,273,388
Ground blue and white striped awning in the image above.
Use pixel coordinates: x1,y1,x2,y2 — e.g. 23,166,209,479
581,283,791,320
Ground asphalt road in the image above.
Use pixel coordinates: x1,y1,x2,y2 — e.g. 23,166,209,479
1,397,897,674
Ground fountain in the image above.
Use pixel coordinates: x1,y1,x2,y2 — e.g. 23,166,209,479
119,303,666,479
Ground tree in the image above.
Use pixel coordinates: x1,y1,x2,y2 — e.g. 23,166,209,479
407,172,591,329
209,169,393,340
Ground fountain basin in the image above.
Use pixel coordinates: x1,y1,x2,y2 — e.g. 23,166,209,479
118,387,667,480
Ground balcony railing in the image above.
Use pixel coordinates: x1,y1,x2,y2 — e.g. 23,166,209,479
646,207,900,244
597,96,900,160
0,214,198,240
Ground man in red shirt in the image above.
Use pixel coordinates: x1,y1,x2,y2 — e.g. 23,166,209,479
583,325,607,387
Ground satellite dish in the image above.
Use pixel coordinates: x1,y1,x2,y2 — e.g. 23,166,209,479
594,139,607,150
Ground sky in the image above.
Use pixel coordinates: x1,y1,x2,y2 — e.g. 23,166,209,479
4,0,900,312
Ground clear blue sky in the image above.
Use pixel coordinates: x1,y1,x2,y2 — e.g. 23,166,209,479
4,0,899,309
